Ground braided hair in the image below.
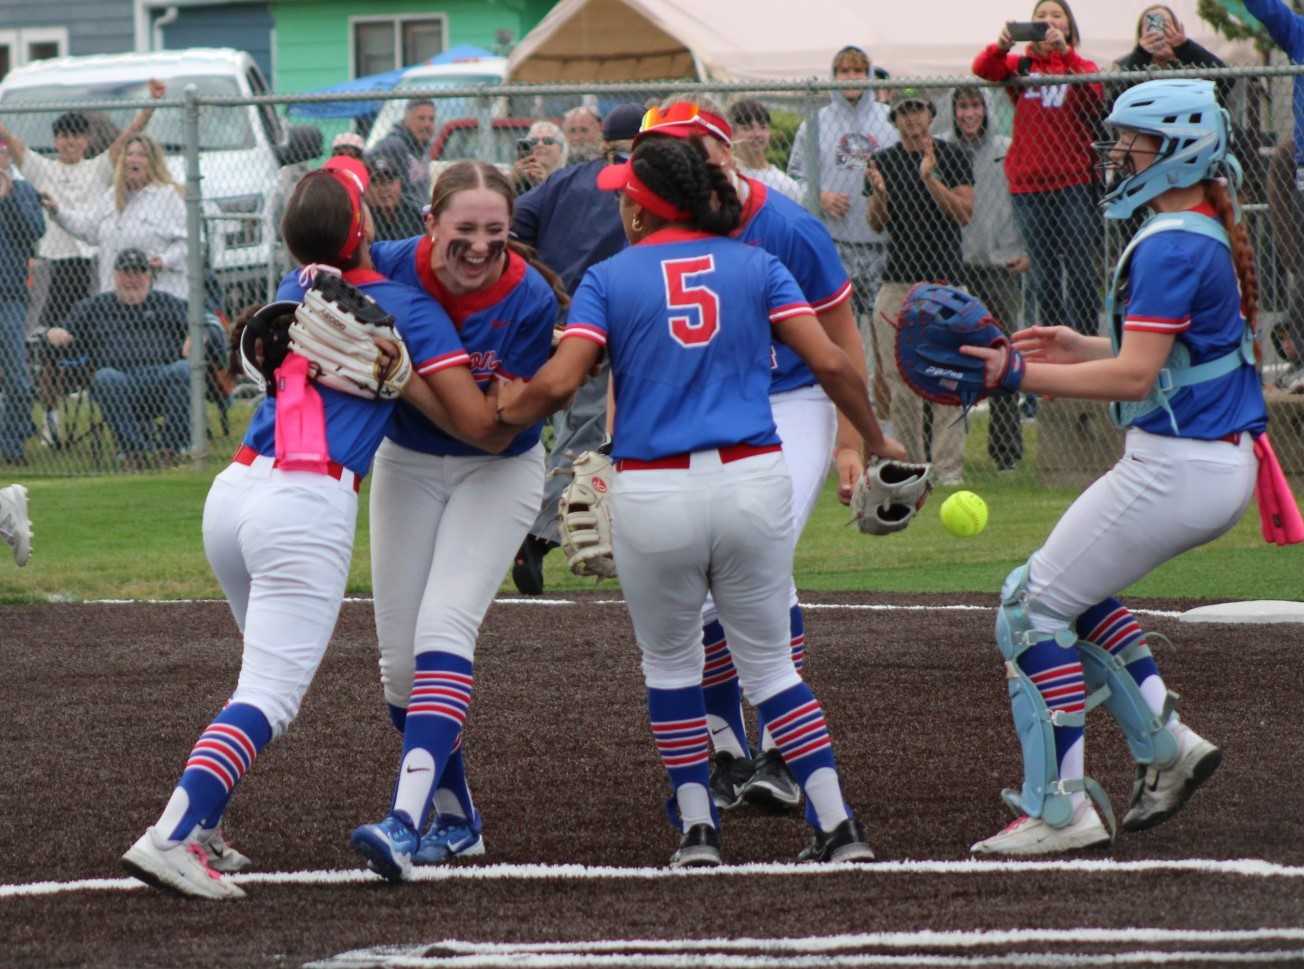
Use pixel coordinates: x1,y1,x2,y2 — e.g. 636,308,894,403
630,136,742,236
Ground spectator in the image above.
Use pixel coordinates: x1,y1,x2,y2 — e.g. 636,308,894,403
0,144,45,465
512,120,569,194
508,103,643,593
1267,139,1304,389
366,155,425,241
45,248,190,469
1113,6,1229,100
941,86,1028,471
787,45,899,376
728,99,803,202
330,131,366,161
0,79,165,336
42,133,188,301
873,65,896,105
973,1,1103,335
371,98,437,209
562,105,604,163
867,90,974,486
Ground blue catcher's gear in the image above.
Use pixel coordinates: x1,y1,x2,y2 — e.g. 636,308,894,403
1098,79,1232,220
994,565,1116,838
892,284,1024,418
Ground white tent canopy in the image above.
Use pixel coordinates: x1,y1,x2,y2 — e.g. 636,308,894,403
506,0,1262,83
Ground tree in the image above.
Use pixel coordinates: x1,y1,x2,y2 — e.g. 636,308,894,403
1198,0,1303,59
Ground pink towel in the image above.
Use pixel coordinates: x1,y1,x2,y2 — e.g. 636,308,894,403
1253,432,1304,546
273,353,330,474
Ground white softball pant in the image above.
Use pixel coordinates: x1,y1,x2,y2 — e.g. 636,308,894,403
1026,429,1257,629
369,439,545,709
701,385,836,626
616,449,802,705
201,460,359,738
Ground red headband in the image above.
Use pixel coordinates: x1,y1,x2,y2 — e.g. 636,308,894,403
595,161,692,222
320,156,370,262
636,103,733,147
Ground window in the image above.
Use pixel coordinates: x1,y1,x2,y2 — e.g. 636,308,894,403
349,16,445,78
0,27,67,81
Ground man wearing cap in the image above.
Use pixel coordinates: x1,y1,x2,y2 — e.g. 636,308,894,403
509,103,644,594
787,46,898,364
330,132,366,161
46,247,191,469
0,80,165,339
371,98,437,209
866,90,974,486
365,155,424,241
0,143,44,464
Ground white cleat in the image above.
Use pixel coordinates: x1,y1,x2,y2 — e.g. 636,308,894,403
971,800,1112,856
0,484,32,567
1123,731,1222,832
121,828,246,900
198,824,253,873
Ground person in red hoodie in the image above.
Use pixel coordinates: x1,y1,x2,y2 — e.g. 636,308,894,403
973,0,1103,336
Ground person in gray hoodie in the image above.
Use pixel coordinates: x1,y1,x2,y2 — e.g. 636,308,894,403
941,85,1028,471
787,45,899,370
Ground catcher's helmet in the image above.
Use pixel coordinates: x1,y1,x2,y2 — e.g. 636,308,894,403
1098,79,1232,220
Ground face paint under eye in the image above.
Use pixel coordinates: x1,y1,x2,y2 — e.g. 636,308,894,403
446,237,506,264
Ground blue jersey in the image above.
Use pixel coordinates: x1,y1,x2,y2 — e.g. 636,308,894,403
565,227,812,461
1122,225,1267,440
734,178,853,395
371,238,557,456
255,270,469,476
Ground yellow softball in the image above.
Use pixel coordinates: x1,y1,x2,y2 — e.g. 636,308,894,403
940,491,988,538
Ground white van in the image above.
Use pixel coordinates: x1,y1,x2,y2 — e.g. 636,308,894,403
0,48,317,298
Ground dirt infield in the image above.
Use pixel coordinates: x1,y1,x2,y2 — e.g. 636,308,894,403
2,593,1302,968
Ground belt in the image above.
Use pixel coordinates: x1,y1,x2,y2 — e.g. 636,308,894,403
232,444,362,493
1218,432,1242,446
616,442,782,472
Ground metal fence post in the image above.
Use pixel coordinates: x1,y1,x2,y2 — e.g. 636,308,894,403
802,89,821,218
183,84,208,466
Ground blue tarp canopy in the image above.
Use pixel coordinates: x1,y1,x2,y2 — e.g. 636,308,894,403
287,45,496,119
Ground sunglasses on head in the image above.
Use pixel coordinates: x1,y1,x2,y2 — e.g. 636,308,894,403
640,102,702,133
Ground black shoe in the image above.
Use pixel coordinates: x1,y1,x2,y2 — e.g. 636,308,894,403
709,752,754,810
798,817,876,863
511,535,552,596
669,823,721,868
741,749,801,813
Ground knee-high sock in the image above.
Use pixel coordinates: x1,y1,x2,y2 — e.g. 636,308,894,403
1018,637,1086,784
648,685,715,831
758,605,806,752
701,620,749,758
158,702,272,844
391,651,473,832
1076,598,1166,716
757,680,848,832
430,734,477,823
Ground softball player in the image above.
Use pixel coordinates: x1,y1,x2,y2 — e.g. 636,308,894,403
636,102,902,811
963,80,1269,855
339,161,560,882
498,135,886,866
122,156,502,899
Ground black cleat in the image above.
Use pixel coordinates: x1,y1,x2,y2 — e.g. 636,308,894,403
798,817,876,863
511,535,553,596
709,752,754,810
670,823,721,868
741,748,801,812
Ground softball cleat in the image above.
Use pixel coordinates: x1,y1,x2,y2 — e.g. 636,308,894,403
121,828,246,900
413,811,485,866
198,824,253,873
1123,732,1222,832
798,817,876,863
669,823,721,868
350,814,418,883
971,800,1112,856
0,484,32,567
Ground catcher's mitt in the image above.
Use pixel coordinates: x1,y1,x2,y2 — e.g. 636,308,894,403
288,274,411,400
238,300,298,394
850,460,933,536
555,449,617,580
892,284,1024,416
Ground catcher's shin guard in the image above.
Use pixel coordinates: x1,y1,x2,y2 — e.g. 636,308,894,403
995,566,1116,836
1078,639,1181,768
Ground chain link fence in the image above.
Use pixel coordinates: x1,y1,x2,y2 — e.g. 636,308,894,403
2,66,1303,483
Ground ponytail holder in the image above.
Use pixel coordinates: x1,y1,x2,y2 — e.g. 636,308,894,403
297,263,344,288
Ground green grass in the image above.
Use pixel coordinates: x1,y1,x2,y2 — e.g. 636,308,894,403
3,454,1301,603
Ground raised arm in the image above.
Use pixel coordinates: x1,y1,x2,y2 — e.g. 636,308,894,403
0,120,29,168
107,78,167,164
1243,0,1304,59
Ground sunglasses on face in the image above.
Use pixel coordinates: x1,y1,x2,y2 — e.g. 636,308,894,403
524,137,560,148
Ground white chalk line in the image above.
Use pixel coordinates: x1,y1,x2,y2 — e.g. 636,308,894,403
60,596,1186,619
5,856,1304,901
304,930,1304,968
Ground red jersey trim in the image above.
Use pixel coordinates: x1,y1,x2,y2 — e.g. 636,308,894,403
769,302,814,322
413,237,527,326
563,324,607,346
635,227,715,247
811,279,854,313
416,350,472,375
1124,316,1191,334
1186,201,1218,218
342,268,387,286
732,175,769,236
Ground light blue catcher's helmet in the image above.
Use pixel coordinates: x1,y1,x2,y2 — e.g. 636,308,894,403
1098,78,1234,219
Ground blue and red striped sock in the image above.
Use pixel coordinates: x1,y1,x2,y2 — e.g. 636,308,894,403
1077,598,1163,713
1017,638,1086,778
391,651,473,831
161,702,271,843
430,734,477,823
648,685,715,830
757,605,806,749
701,620,749,758
757,681,849,830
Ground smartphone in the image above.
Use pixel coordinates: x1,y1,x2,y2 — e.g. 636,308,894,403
515,138,533,159
1006,20,1049,43
1144,11,1166,34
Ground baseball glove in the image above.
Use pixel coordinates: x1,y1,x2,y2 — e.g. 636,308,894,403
850,460,933,536
555,449,617,580
289,274,411,400
892,283,1024,417
237,300,297,393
